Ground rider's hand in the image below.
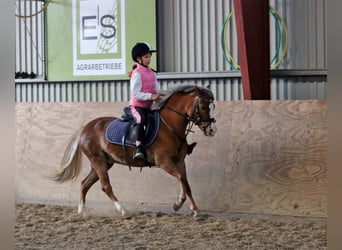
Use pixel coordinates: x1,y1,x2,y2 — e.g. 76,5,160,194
151,94,160,101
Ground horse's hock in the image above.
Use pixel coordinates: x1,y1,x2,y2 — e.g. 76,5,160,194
15,101,327,218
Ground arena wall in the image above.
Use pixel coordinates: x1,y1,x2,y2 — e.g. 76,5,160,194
15,101,327,217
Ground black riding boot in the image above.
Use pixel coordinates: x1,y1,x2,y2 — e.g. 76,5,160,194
134,145,145,160
133,124,146,160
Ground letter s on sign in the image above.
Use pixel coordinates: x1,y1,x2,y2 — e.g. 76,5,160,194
100,15,116,39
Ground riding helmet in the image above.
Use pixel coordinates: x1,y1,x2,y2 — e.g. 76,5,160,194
131,42,156,62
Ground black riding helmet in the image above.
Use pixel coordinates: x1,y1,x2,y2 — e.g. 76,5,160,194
131,42,156,63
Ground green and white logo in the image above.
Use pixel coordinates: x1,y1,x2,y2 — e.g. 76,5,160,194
72,0,126,76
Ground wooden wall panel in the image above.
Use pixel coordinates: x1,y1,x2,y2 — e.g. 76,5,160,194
15,101,327,217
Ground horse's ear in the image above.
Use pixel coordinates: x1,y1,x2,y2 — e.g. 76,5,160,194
205,84,210,89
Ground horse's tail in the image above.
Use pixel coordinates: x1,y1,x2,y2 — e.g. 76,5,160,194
50,127,83,183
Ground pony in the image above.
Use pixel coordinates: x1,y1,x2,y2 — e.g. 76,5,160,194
51,85,217,219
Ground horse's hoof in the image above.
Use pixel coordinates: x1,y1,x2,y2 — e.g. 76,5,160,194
187,142,197,155
77,202,84,214
173,203,180,212
193,211,205,221
122,211,132,219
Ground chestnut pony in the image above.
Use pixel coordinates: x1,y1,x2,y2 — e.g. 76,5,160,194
51,85,217,219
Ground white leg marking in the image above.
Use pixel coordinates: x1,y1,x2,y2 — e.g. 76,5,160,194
114,201,126,216
193,209,201,220
78,200,84,214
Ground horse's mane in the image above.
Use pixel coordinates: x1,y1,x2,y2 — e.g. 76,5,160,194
151,84,214,110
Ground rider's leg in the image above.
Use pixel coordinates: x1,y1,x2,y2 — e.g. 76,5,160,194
134,123,145,160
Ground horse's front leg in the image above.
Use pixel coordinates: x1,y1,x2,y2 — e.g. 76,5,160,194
176,160,201,219
172,160,190,211
173,189,186,212
160,158,201,219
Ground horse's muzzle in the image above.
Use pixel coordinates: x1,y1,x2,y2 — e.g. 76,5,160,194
204,122,217,136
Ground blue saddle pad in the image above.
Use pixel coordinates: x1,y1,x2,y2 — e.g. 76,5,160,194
105,111,159,147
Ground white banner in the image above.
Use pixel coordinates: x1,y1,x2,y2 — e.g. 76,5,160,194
72,0,126,76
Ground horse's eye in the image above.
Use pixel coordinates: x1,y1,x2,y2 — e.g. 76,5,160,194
201,106,207,111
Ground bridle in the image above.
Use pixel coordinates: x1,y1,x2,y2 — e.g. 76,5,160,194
160,94,216,140
190,96,216,129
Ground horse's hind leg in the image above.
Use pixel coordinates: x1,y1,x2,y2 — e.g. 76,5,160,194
78,160,116,213
91,159,127,216
78,167,99,214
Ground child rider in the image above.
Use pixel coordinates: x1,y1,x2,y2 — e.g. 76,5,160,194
129,42,160,160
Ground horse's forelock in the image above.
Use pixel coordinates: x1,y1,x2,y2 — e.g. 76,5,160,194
198,86,215,101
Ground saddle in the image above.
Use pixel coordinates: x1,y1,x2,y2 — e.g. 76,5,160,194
105,107,160,148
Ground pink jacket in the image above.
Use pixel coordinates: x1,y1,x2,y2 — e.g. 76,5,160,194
129,64,159,108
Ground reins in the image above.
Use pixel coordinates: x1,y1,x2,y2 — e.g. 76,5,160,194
159,110,195,142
